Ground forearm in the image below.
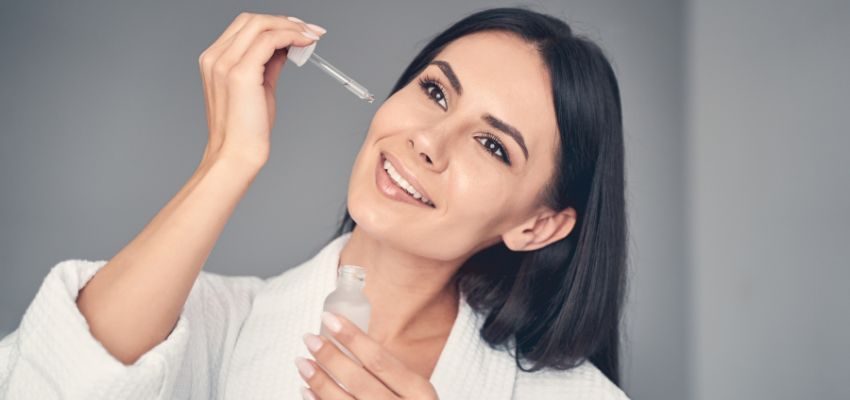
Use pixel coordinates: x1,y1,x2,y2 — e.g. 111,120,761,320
76,156,262,365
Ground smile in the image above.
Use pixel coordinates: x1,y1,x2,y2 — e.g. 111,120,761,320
375,152,436,209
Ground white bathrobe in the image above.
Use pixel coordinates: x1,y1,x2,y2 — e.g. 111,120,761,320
0,232,629,399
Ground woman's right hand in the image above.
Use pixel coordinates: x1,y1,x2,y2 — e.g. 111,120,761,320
197,12,326,170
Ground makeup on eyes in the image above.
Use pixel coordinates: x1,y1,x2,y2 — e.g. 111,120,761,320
417,72,512,165
477,132,511,165
418,75,448,109
424,60,530,163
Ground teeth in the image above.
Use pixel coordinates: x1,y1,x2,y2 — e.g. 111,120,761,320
383,159,433,206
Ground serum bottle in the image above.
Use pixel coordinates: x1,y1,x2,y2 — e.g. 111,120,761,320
321,265,371,365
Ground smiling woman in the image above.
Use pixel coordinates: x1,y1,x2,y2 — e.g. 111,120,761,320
0,6,627,400
334,5,628,395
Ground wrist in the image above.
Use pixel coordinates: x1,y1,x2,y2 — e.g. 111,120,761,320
204,153,264,183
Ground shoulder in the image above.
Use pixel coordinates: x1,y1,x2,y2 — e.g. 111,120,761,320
513,359,630,400
181,270,266,317
192,270,266,301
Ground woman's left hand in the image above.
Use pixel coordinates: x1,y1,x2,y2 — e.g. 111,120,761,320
295,311,440,400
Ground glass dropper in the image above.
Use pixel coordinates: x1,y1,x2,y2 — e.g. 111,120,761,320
306,52,375,103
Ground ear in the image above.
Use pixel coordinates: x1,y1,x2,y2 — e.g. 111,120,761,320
501,206,577,252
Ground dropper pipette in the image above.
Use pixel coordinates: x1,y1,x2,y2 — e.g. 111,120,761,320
307,52,375,103
286,42,375,103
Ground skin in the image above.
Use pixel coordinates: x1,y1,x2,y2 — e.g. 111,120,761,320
298,30,579,399
74,13,324,366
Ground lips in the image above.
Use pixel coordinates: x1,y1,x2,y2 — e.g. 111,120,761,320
379,151,436,207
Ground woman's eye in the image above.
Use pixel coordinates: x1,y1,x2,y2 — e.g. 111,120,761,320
418,77,448,110
476,135,511,165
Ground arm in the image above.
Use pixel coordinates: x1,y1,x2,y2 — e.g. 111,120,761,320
76,13,325,365
76,156,261,365
0,258,265,400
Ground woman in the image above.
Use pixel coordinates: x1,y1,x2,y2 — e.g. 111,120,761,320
0,6,628,400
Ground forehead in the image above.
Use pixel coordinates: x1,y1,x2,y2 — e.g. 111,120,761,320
435,31,559,165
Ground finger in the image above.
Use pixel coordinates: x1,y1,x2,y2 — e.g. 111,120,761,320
321,312,429,397
295,356,356,400
231,28,316,87
206,13,321,56
224,30,315,137
301,387,320,400
198,13,314,158
217,14,315,78
263,15,329,91
207,13,317,96
199,33,237,154
263,48,287,91
303,333,396,399
207,11,253,50
198,51,213,147
284,15,328,38
206,12,322,53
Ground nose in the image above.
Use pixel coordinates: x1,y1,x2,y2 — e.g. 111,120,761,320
417,143,433,164
408,138,446,171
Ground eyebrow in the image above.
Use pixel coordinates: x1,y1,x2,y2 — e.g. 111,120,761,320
482,114,529,161
429,60,462,95
428,59,530,161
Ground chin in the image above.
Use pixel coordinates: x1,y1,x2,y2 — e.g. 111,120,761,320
347,193,397,236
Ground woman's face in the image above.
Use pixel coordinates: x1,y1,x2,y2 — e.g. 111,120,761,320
346,30,566,262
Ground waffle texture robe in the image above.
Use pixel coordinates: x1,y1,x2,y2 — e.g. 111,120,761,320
0,232,629,399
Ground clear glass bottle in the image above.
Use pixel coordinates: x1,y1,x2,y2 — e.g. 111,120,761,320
320,264,371,366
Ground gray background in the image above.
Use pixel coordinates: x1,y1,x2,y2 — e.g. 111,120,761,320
0,1,846,399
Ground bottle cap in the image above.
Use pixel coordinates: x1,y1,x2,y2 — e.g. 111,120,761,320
286,42,317,67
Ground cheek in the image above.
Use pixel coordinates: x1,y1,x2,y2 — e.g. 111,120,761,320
447,163,513,222
367,91,430,137
368,103,396,134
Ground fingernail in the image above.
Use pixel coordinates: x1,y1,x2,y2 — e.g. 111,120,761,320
306,23,327,35
301,386,317,400
301,30,320,40
303,333,324,352
321,311,342,333
295,356,315,379
287,16,304,23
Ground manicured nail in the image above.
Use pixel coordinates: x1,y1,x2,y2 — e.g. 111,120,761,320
301,386,317,400
303,333,324,352
287,16,304,23
306,23,327,35
321,311,342,333
301,30,320,40
295,356,315,379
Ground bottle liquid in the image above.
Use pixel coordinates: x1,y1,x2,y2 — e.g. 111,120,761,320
320,265,371,366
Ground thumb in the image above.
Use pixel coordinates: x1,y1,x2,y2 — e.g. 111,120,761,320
263,47,288,91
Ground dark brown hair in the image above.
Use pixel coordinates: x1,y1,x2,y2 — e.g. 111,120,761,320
329,6,628,386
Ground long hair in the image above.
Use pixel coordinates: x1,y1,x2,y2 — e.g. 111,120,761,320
329,6,628,386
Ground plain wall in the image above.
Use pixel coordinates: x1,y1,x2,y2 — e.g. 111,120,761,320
686,0,850,399
2,0,687,399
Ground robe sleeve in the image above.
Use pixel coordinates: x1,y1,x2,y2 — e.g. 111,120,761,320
0,258,265,400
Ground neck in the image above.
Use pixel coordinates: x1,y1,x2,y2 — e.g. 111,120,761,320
337,226,462,344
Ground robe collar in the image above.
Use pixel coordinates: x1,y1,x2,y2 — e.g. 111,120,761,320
223,232,517,400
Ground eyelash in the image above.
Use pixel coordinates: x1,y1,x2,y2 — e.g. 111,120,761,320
476,132,511,165
416,75,511,166
417,75,448,110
